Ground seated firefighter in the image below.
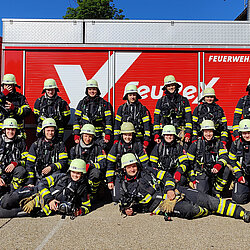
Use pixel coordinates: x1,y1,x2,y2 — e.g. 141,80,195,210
26,118,68,185
192,87,228,145
186,120,230,198
70,124,106,199
118,153,250,223
114,84,151,149
149,125,188,185
229,119,250,204
0,74,31,136
34,78,70,140
106,122,149,198
0,159,91,218
0,118,28,197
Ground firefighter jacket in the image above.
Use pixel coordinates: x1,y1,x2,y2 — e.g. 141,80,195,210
186,137,228,182
34,94,70,137
114,101,151,142
153,92,192,136
38,173,91,216
0,89,31,130
73,95,113,138
0,134,28,181
192,102,228,141
106,139,149,183
69,140,106,174
229,138,250,179
119,169,176,214
149,140,188,176
233,95,250,137
26,137,68,185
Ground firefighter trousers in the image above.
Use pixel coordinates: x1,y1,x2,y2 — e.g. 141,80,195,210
232,176,250,204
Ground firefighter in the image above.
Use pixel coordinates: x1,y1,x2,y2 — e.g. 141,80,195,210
26,118,68,185
0,118,28,197
149,125,188,185
233,78,250,139
70,124,106,198
73,79,113,150
0,159,91,218
153,75,192,146
114,84,151,149
186,120,230,198
0,74,31,136
229,119,250,204
106,122,149,199
118,153,250,223
33,78,70,140
192,88,228,145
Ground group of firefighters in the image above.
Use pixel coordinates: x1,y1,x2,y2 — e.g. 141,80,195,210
0,72,250,223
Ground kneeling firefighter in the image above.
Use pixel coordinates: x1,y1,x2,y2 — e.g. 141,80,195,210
0,118,28,197
25,118,68,185
70,124,106,199
0,159,91,218
118,153,250,223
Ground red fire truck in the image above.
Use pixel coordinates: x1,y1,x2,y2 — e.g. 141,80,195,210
1,19,250,144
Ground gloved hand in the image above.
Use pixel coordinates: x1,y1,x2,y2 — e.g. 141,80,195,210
211,164,222,174
19,194,37,208
74,134,80,143
233,136,239,141
143,140,149,148
174,171,181,182
221,141,227,147
238,176,246,184
189,180,198,189
159,199,177,213
2,88,10,96
114,140,119,144
154,134,161,143
104,134,110,143
192,139,197,143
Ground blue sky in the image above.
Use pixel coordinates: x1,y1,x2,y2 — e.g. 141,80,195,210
0,0,246,36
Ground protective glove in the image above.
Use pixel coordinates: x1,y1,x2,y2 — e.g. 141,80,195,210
2,89,10,96
221,141,227,147
212,164,222,173
22,199,36,213
74,208,83,217
86,164,90,172
104,134,110,142
174,171,181,182
159,199,177,213
9,103,15,110
114,140,119,144
154,134,160,142
185,133,191,139
189,180,197,189
74,134,80,142
143,141,149,148
19,194,37,208
233,136,239,141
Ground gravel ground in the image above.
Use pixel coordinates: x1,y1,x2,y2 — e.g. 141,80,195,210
0,201,250,249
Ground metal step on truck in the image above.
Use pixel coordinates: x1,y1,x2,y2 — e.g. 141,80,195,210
1,18,250,145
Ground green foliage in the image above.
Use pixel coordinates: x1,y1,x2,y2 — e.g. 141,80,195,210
64,0,125,19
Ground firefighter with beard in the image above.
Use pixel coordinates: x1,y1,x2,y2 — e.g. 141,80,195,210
106,122,150,201
118,153,250,223
73,79,113,150
149,125,188,186
0,74,31,137
114,84,151,149
34,79,70,140
0,159,91,218
70,124,106,199
26,118,68,185
233,78,250,140
192,88,228,145
229,119,250,204
153,75,192,147
0,118,28,197
186,120,230,198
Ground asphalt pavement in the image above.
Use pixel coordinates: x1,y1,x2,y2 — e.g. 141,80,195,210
0,201,250,249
